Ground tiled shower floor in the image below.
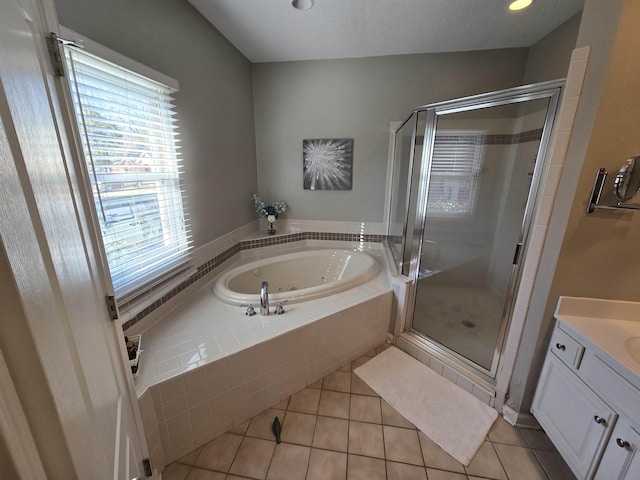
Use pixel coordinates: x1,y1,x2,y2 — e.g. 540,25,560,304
162,344,576,480
413,281,504,370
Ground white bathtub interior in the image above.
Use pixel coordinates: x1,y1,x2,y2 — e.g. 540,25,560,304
134,240,393,468
214,248,379,305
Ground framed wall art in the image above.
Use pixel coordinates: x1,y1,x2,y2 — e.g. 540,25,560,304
302,138,353,190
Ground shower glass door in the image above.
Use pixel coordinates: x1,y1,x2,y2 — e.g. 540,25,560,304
389,111,428,276
408,85,561,376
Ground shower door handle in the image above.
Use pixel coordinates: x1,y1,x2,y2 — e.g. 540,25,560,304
513,242,523,265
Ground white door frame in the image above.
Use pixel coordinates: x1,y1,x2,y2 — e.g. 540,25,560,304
0,0,151,477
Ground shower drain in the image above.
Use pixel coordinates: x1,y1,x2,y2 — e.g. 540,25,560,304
462,320,476,328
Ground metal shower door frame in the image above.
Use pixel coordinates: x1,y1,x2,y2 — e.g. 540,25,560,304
388,111,419,275
403,80,564,379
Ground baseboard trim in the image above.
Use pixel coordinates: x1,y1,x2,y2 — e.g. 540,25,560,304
502,405,540,429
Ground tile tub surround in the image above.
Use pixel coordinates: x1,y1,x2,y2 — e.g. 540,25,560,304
122,229,387,331
135,244,393,467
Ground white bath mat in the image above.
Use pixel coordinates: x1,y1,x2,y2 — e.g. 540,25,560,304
354,346,497,466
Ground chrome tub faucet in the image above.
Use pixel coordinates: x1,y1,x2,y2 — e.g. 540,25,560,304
260,281,269,315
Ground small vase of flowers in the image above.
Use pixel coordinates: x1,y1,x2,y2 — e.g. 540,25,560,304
252,193,288,235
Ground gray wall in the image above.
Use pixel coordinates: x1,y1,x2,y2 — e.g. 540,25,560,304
252,49,530,221
508,0,632,416
55,0,258,248
523,12,582,85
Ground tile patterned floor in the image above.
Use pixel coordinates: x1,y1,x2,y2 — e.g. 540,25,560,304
162,344,576,480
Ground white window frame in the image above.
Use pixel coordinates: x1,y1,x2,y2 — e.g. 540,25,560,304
60,27,192,313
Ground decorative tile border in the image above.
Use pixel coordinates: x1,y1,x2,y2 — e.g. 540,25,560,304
122,231,387,330
417,128,544,147
482,128,544,145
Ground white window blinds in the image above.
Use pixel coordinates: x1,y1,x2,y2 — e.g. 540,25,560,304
64,46,192,304
428,131,484,215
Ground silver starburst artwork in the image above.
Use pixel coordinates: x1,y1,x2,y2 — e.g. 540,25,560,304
303,138,353,190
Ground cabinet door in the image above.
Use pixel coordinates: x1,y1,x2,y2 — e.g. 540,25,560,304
532,355,616,479
595,421,640,480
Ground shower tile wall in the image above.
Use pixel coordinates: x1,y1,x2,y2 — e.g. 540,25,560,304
497,46,590,409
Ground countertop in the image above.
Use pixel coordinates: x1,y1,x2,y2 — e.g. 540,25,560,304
555,296,640,390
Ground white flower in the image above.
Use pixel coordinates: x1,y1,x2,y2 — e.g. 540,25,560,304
267,214,276,223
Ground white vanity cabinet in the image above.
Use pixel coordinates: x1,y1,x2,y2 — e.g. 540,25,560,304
533,354,615,478
531,297,640,480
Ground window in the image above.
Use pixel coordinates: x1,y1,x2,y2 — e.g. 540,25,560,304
427,131,484,216
63,37,191,305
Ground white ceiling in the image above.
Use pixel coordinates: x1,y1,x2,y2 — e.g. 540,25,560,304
188,0,584,63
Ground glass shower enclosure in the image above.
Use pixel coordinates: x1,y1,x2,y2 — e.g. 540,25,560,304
389,81,563,378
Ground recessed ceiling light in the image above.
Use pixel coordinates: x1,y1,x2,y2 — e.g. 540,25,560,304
508,0,534,11
292,0,314,10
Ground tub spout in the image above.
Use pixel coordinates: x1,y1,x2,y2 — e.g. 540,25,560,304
260,281,269,315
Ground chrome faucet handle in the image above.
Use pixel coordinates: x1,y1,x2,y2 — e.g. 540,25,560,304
274,300,288,315
240,304,256,316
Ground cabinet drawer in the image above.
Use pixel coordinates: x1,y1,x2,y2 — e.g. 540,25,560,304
580,351,640,420
550,327,584,369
